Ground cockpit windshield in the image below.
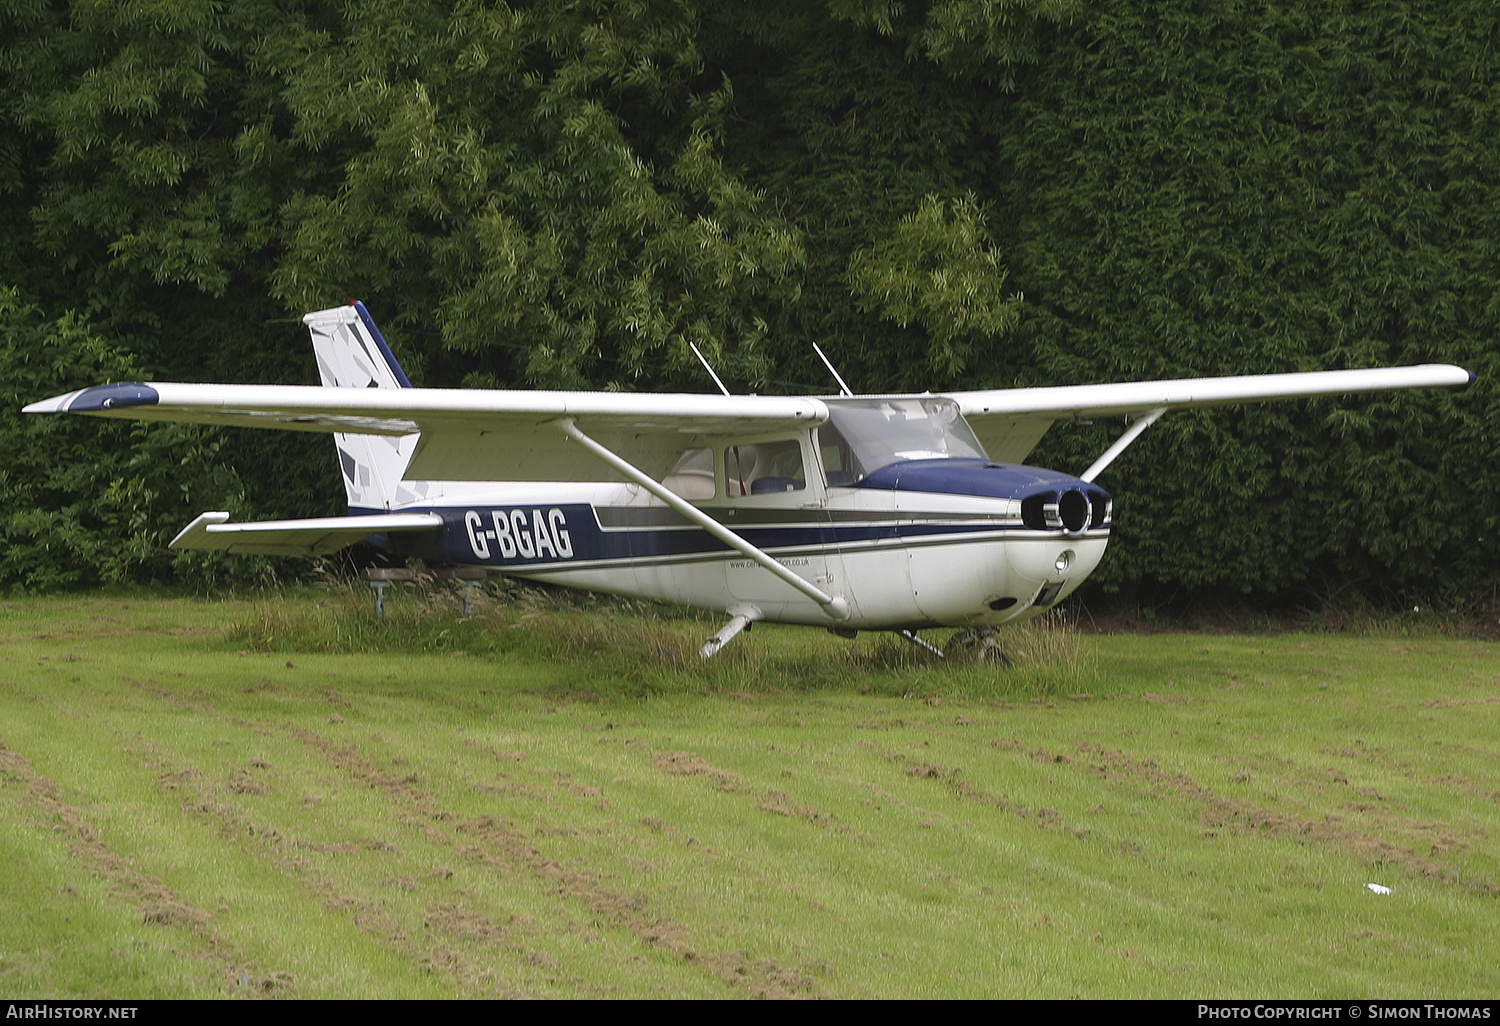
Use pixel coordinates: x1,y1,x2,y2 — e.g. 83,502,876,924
821,397,988,485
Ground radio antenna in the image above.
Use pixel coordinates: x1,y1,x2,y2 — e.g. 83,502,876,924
689,342,731,396
813,343,854,397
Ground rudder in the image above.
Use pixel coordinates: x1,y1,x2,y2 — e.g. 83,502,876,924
303,302,442,511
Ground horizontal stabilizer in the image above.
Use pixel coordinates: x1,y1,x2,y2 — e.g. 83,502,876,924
170,511,442,556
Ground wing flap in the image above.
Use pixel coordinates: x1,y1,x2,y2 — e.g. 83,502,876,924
965,415,1056,465
171,511,443,556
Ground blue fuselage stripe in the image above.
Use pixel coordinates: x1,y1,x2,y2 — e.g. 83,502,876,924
372,503,1107,571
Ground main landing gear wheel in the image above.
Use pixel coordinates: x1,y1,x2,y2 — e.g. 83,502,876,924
948,628,1014,667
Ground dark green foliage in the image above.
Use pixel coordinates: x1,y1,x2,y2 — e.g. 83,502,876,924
0,0,1493,606
993,1,1499,603
848,194,1021,376
708,2,1040,391
0,289,271,590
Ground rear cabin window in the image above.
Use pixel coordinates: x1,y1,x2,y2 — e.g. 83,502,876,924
724,440,805,497
662,447,715,500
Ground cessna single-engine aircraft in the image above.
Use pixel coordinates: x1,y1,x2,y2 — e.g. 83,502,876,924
27,303,1473,657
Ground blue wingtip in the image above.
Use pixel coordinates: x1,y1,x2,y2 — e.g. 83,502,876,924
351,300,414,388
66,383,159,412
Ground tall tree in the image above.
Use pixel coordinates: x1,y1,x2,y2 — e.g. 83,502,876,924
0,0,1492,607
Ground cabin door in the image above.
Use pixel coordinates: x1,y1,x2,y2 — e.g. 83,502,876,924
719,435,838,620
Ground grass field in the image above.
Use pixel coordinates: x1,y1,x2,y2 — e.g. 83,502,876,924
1,589,1496,998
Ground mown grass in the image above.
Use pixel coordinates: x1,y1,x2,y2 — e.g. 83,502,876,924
0,591,1496,998
226,578,1100,700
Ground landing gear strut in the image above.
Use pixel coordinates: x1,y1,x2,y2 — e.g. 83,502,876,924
700,606,762,659
897,628,946,659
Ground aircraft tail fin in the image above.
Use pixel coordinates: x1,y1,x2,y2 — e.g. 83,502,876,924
303,303,442,511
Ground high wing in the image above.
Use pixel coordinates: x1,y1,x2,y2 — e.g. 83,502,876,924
26,365,1473,482
943,364,1475,466
24,383,829,482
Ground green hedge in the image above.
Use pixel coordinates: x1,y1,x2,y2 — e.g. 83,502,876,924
0,2,1492,605
992,1,1498,603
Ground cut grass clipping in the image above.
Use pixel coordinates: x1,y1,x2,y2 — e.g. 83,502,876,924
1,592,1496,998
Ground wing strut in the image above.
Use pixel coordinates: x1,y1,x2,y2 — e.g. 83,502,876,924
1081,407,1167,483
555,418,850,621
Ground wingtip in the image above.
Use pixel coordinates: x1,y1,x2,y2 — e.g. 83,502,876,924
24,388,99,413
22,395,70,414
1447,367,1479,391
30,383,161,413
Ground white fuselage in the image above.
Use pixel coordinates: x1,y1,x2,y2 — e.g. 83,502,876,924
387,471,1109,631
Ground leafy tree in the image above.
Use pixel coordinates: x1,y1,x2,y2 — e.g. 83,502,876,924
0,288,266,590
0,0,1493,607
848,193,1021,376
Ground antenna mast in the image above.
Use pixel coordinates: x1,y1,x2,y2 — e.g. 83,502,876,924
812,343,854,397
689,342,731,396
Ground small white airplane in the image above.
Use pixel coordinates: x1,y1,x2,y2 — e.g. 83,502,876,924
27,302,1474,658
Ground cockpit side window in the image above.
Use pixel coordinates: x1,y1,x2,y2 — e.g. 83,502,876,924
724,440,806,497
818,422,862,487
662,447,715,500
